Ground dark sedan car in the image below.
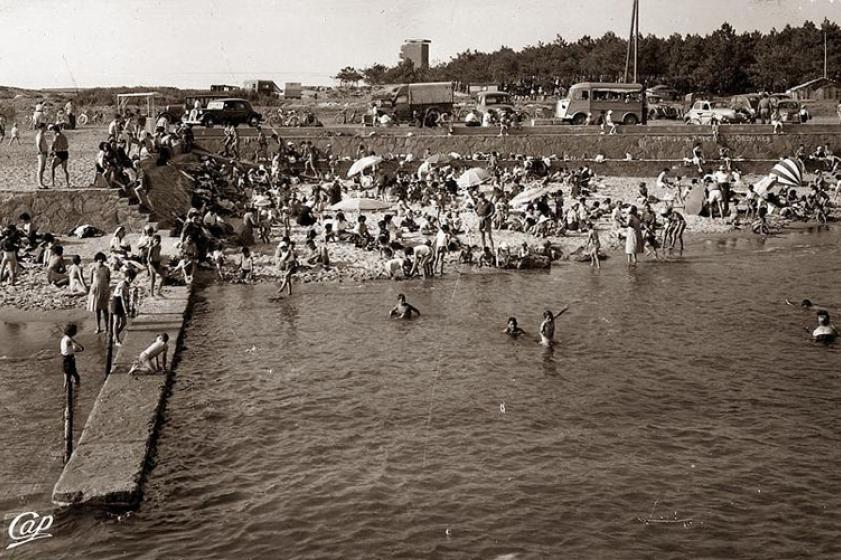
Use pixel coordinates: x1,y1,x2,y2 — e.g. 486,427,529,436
188,98,262,127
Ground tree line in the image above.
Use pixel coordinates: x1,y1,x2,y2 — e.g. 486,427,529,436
335,20,841,95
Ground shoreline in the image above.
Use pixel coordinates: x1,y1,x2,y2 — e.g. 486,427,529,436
1,218,834,314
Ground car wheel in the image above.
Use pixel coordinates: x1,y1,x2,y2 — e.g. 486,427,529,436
571,113,587,125
424,109,440,127
249,116,260,127
623,113,639,125
203,116,214,128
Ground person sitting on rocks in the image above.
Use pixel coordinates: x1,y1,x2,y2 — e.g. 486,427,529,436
46,244,69,287
0,225,21,286
18,213,38,248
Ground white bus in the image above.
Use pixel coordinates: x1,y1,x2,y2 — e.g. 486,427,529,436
555,82,645,125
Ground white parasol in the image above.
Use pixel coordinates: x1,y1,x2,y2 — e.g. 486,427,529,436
329,198,392,212
347,155,384,178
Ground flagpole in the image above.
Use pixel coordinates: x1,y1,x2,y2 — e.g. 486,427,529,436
633,0,639,83
824,30,828,79
624,0,636,82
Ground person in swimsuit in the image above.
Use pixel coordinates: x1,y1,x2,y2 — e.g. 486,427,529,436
35,123,49,188
540,308,568,346
586,223,601,269
128,333,170,375
389,293,421,320
147,235,163,297
60,323,84,387
50,124,70,188
110,268,136,346
240,246,254,283
275,240,297,297
813,311,838,342
504,317,526,337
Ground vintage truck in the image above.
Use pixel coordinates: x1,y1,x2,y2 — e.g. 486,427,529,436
382,82,454,126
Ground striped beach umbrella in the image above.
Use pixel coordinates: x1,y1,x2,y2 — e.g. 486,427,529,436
769,158,802,188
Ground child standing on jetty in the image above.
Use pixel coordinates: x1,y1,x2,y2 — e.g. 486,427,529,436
60,323,84,387
128,333,169,375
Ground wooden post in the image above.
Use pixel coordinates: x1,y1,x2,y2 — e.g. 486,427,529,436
63,381,74,464
105,314,114,378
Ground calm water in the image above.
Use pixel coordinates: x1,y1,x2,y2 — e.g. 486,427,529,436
4,229,841,559
0,310,104,514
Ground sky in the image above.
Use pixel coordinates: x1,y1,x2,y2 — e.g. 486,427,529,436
0,0,839,89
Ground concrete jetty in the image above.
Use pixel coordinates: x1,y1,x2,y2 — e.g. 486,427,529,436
52,285,192,508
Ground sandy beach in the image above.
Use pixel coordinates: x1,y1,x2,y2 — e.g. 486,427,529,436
0,121,830,312
0,126,101,191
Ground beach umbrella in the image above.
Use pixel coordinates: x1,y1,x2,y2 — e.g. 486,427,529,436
753,175,775,196
457,167,491,189
329,198,392,212
347,155,383,178
416,161,432,177
509,183,564,208
769,158,802,187
424,153,452,165
253,196,273,208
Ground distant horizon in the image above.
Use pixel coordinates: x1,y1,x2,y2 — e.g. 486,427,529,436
0,0,838,90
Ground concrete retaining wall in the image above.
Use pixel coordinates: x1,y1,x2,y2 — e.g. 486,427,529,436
199,130,840,170
0,189,148,234
140,158,194,229
52,285,191,508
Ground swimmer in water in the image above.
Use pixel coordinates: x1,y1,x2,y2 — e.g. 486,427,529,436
539,307,568,346
797,299,829,313
813,310,838,342
503,317,526,337
389,293,421,320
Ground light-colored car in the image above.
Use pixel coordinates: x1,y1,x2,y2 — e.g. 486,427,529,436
775,99,804,122
684,100,738,125
476,91,515,117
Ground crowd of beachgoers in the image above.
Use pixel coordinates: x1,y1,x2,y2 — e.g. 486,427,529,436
1,108,840,319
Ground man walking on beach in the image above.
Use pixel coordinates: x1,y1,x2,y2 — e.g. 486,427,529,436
50,125,70,188
34,123,49,188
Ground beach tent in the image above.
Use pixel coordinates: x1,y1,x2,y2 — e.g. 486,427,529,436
329,198,392,212
347,155,383,178
769,158,802,187
457,167,491,189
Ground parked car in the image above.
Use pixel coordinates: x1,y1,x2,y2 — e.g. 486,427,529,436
647,85,680,101
646,94,680,120
775,99,805,122
157,93,229,125
730,94,761,123
684,100,739,125
187,98,262,127
476,91,516,117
